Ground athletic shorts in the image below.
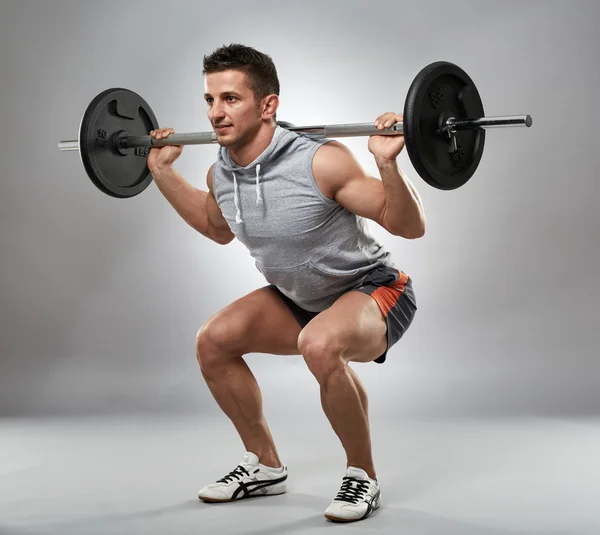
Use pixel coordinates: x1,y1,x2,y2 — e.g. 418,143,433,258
267,265,417,364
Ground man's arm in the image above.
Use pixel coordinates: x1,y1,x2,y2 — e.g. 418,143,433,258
205,165,235,245
312,141,426,238
151,163,234,245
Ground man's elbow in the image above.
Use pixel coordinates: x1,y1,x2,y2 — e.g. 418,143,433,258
393,218,426,239
211,229,235,245
401,227,426,239
193,220,235,245
214,234,235,245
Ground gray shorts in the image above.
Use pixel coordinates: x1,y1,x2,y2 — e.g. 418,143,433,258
268,265,417,364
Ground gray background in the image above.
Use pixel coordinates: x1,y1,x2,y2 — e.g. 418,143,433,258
1,2,600,534
1,0,597,418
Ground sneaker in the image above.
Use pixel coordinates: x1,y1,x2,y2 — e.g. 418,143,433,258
197,451,288,503
324,466,380,522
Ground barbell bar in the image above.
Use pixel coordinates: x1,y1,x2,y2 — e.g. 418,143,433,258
58,115,530,151
58,61,532,197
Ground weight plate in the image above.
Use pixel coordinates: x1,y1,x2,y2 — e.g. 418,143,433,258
79,88,159,198
404,62,485,190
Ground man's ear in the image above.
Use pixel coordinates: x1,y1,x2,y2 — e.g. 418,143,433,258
262,94,279,121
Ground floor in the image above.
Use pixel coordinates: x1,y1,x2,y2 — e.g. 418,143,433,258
1,414,598,535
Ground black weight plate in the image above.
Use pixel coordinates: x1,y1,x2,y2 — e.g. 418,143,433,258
404,62,485,190
79,88,159,198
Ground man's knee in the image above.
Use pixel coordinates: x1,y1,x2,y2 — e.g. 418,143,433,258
298,328,345,383
196,314,248,371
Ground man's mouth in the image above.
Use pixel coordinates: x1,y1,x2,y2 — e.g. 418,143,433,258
215,125,232,132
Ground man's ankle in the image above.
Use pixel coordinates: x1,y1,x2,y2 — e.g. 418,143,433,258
255,452,282,469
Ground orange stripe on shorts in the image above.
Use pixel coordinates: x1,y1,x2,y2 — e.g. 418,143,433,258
371,271,409,318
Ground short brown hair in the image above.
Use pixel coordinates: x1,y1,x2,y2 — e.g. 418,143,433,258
203,43,280,106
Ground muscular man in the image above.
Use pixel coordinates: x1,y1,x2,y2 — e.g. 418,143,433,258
148,44,424,523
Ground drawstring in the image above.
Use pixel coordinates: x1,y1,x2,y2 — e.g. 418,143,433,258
255,164,263,205
232,172,243,224
232,165,263,224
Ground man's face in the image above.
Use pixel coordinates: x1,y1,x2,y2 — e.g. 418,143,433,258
204,70,262,148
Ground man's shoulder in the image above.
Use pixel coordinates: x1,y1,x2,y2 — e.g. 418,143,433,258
313,141,360,178
312,141,362,199
206,162,217,191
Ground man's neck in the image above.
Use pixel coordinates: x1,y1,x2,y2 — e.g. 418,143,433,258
228,124,277,167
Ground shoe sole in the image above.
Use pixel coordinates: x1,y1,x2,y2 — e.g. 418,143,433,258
324,514,361,522
324,510,378,523
198,481,287,503
324,497,380,522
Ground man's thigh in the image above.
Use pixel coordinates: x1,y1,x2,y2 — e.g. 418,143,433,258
200,286,302,356
298,269,416,364
300,290,388,364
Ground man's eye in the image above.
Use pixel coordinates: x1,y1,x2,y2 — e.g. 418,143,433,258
227,96,237,102
206,98,213,104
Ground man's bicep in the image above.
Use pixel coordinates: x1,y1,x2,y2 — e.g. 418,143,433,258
206,189,227,225
334,174,389,227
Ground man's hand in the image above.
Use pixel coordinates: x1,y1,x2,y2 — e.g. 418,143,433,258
368,112,405,162
147,128,184,172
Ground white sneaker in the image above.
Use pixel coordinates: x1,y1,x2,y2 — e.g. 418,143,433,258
324,466,380,522
197,452,288,502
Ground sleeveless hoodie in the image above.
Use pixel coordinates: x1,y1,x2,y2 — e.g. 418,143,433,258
212,125,396,312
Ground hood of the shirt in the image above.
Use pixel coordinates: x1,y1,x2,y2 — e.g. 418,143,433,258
216,125,298,224
217,124,297,172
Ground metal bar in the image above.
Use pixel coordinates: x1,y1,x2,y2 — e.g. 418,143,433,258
58,140,80,151
57,115,531,152
123,131,218,148
287,122,403,138
57,122,404,151
448,115,533,130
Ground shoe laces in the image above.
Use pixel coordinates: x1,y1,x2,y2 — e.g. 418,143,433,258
217,464,252,484
335,476,370,504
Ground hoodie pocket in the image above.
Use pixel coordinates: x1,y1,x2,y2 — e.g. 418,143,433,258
255,260,361,310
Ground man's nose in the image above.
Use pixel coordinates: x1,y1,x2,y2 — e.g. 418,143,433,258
210,100,226,121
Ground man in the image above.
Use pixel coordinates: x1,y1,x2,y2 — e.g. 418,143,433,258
148,44,424,523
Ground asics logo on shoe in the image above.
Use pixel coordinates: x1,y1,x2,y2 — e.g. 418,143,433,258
363,489,380,519
232,475,288,500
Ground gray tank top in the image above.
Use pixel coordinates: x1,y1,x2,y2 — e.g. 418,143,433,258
212,125,396,312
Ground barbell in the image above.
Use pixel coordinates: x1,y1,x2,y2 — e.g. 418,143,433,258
58,61,532,198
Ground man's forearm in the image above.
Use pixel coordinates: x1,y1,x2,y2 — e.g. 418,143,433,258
151,165,210,234
376,157,426,238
